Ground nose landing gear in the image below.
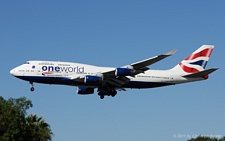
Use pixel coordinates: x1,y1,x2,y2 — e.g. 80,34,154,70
29,81,35,92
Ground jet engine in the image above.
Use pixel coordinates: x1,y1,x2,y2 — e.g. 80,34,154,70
76,86,94,94
84,75,102,84
115,68,135,76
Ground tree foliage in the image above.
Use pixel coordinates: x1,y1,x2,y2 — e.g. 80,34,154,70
24,114,52,141
188,136,225,141
0,96,53,141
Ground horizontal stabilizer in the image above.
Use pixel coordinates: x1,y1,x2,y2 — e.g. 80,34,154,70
182,68,218,78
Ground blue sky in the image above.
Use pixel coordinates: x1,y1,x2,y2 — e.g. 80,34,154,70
1,1,225,141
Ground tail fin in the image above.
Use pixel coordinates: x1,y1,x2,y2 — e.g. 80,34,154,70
171,45,214,74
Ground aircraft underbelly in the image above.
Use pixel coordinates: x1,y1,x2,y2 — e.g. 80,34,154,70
123,81,174,88
16,76,174,89
16,76,100,87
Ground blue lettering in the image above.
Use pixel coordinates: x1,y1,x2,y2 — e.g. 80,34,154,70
68,67,73,72
48,66,54,72
61,67,68,72
74,66,78,72
79,67,84,73
41,65,85,73
42,66,47,71
55,66,60,72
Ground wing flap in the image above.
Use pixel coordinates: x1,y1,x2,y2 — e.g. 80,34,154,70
105,76,130,87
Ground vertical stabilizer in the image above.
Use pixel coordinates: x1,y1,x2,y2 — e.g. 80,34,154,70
171,45,214,74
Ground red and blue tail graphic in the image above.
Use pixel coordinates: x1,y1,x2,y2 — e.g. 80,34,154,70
172,45,214,74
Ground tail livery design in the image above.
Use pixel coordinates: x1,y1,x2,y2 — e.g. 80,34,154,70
171,45,218,79
179,45,214,73
172,45,215,74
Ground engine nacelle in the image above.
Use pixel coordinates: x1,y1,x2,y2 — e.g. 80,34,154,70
77,86,94,95
115,68,135,76
84,75,102,84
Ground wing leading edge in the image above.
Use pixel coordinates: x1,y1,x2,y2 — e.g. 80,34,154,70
102,49,177,78
101,49,177,87
130,49,177,70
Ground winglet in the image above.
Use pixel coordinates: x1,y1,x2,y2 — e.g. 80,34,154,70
165,49,177,56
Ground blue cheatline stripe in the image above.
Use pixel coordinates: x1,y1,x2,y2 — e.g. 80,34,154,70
15,76,174,89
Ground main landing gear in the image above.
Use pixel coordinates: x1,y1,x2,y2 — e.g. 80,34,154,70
100,95,104,99
29,81,35,92
98,89,117,99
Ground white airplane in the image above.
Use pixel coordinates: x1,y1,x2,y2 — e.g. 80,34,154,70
10,45,218,99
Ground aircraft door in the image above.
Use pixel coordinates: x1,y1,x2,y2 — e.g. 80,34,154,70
36,65,42,76
170,75,174,82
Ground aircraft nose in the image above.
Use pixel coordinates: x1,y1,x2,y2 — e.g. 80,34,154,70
10,68,15,76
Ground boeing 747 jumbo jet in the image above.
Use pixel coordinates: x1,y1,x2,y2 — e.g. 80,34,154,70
10,45,218,99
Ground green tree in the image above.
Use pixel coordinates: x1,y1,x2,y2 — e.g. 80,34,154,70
0,96,53,141
219,137,225,141
188,136,225,141
0,96,32,140
24,114,53,141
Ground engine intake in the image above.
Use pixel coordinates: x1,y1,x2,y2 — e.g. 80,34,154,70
77,86,94,94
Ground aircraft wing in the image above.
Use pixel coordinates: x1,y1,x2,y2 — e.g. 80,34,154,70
102,49,177,78
100,49,177,87
130,49,177,70
71,49,176,88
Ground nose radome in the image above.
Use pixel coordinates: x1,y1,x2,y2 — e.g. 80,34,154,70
10,69,15,75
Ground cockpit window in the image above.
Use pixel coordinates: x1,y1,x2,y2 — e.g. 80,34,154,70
25,62,30,64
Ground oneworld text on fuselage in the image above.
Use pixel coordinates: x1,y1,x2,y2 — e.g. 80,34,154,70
42,65,84,73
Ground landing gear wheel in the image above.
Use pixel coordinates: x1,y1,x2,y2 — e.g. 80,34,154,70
30,87,35,92
100,95,104,99
29,81,35,92
111,91,117,97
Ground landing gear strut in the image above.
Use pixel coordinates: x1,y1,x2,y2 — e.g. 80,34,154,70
29,81,35,92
